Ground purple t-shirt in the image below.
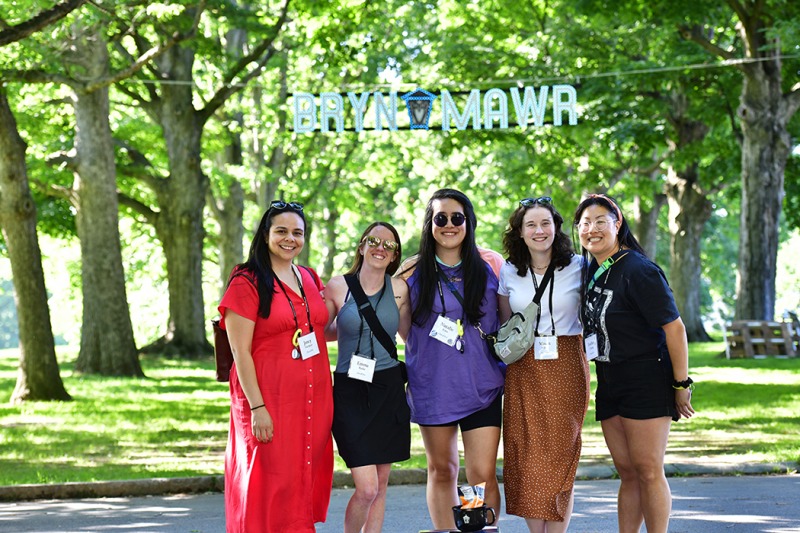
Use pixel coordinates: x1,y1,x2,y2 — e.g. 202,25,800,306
405,261,504,424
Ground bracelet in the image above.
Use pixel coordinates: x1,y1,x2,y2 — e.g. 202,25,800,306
672,377,694,390
250,403,266,411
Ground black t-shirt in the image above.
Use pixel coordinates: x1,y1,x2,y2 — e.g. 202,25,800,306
582,249,680,363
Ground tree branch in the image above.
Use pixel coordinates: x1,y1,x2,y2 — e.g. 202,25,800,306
785,86,800,118
83,1,207,93
198,0,291,124
678,24,738,65
0,69,76,87
117,193,158,223
0,0,86,47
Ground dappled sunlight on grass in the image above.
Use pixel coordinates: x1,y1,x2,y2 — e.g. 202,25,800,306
0,342,798,485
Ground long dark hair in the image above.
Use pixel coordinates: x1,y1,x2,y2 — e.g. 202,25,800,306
503,200,574,277
572,194,645,263
345,221,403,276
408,188,488,326
236,203,306,318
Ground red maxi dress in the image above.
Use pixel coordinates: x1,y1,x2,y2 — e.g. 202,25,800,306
219,268,333,533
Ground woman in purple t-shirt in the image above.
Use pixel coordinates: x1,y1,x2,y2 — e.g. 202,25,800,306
398,188,505,530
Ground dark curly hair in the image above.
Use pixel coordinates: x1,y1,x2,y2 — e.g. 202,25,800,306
503,199,574,276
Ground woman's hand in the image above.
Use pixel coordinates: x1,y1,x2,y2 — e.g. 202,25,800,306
251,407,274,443
675,388,695,419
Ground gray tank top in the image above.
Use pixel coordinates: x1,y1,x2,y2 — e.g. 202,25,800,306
335,274,400,373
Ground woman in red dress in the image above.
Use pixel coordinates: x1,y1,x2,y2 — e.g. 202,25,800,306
218,201,333,533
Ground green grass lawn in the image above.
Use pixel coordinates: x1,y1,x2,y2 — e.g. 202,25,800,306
0,340,797,486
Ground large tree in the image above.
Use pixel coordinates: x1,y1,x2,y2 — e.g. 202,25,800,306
0,0,85,402
680,0,800,320
115,0,290,356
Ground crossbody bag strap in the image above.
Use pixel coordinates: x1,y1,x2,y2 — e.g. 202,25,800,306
344,274,399,361
532,262,557,305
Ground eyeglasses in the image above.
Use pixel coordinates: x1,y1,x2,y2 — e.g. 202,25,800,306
362,235,399,252
270,201,304,212
576,217,614,233
519,196,552,208
433,212,466,227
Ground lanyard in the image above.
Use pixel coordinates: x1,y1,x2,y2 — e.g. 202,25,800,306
275,266,314,344
587,251,629,292
435,265,466,351
531,269,556,336
353,280,387,359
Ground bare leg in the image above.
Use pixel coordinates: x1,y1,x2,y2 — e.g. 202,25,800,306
461,426,501,519
602,416,672,533
420,425,460,529
344,465,380,533
363,463,392,533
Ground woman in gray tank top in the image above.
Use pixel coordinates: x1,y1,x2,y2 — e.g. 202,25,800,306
324,221,411,533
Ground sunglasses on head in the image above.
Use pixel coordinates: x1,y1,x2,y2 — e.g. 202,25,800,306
433,212,467,227
270,200,304,212
519,196,552,208
362,235,399,252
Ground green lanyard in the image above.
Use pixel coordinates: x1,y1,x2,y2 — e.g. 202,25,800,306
587,252,629,292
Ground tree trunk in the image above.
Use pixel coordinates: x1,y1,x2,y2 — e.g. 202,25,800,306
0,88,71,403
632,187,666,260
70,30,143,376
214,179,245,292
667,165,713,342
321,206,339,280
734,61,791,320
151,45,211,357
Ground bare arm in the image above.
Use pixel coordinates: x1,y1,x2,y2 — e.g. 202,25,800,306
323,276,345,341
225,310,274,442
498,294,512,323
393,277,411,341
663,316,694,419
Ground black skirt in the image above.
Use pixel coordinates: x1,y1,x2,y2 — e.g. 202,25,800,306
332,364,411,468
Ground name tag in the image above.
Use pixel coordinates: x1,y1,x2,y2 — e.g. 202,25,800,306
429,315,459,347
298,331,320,360
584,333,599,361
534,335,558,360
347,354,376,383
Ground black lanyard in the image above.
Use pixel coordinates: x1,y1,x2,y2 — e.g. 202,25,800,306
352,280,387,359
532,269,556,336
275,266,314,336
435,264,466,353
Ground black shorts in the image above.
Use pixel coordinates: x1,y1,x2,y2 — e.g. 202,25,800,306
419,392,503,431
595,355,679,422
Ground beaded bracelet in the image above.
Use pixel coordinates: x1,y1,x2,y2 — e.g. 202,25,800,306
250,403,266,411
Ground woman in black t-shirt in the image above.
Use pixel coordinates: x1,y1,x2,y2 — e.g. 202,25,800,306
573,194,695,533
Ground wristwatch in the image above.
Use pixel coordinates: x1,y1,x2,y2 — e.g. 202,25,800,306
672,377,694,390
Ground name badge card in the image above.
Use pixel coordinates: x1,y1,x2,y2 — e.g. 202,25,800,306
584,333,599,361
429,315,459,347
298,331,320,360
347,354,376,383
534,336,558,360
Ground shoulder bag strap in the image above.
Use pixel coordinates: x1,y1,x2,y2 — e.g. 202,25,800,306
344,274,399,361
532,262,557,305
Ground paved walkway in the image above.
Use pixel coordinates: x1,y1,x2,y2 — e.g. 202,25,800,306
2,475,799,532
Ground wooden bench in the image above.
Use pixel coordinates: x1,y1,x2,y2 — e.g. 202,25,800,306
725,320,798,358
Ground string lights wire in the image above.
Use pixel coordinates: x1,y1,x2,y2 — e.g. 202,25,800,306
111,53,800,91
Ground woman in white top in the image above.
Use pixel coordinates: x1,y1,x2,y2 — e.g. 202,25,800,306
498,196,590,533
